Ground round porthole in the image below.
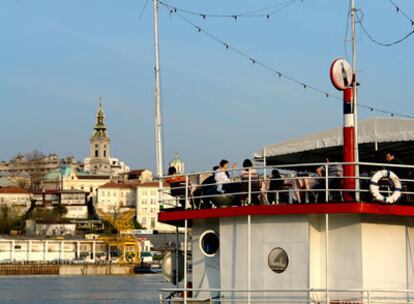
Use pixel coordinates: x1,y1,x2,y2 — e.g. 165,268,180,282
268,247,289,273
199,230,219,257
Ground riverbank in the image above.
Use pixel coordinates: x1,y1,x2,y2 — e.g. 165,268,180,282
0,264,136,275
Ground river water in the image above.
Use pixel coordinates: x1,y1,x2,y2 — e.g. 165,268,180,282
0,274,172,304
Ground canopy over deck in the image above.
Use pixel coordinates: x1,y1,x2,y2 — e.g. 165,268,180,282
255,117,414,165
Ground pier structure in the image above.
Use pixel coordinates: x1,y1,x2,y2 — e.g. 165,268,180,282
0,238,108,263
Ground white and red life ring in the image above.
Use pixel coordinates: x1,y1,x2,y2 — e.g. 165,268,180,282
369,170,402,204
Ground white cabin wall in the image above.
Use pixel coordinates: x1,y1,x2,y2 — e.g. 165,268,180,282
309,214,363,302
406,225,414,292
362,220,406,290
192,218,220,300
309,215,322,290
220,215,309,301
328,214,363,290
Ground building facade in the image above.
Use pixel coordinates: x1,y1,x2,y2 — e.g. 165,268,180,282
31,189,89,219
0,238,108,263
96,181,176,232
96,182,136,214
135,182,176,233
0,186,31,216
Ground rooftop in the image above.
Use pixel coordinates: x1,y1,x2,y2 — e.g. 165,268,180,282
99,181,134,189
0,186,29,194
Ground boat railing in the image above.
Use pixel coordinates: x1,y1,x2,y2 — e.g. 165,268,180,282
159,287,414,303
158,162,414,210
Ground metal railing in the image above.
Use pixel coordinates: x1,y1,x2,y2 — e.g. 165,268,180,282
159,287,414,303
159,162,414,210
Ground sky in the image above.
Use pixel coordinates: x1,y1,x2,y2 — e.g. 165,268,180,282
0,0,413,173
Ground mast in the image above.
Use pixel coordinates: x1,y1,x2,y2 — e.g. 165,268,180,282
153,0,164,181
351,0,360,200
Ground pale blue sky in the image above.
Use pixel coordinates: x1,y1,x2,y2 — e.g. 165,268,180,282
1,0,413,172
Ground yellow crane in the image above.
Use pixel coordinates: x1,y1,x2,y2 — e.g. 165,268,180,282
96,208,140,264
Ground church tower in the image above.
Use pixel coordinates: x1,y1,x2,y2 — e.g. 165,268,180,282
89,97,111,174
169,153,185,174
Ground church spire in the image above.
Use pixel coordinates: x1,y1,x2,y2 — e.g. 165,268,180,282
93,96,108,138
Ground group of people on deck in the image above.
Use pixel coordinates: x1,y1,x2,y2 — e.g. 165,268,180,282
165,158,262,208
164,151,411,209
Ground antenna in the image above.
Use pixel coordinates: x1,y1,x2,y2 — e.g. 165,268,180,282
351,0,360,200
153,0,164,180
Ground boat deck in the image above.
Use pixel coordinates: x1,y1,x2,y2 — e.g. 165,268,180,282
158,202,414,226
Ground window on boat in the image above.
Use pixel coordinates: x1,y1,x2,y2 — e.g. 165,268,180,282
200,230,219,257
268,247,289,273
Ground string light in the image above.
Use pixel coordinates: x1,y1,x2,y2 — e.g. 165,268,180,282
358,15,414,46
160,3,414,120
159,0,301,20
357,8,414,47
388,0,414,26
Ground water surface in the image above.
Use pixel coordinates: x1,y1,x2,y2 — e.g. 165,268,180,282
0,274,171,304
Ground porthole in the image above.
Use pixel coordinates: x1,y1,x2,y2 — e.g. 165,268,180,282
268,247,289,273
199,230,219,257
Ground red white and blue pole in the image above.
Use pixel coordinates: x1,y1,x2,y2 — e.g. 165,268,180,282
330,58,355,201
343,86,356,199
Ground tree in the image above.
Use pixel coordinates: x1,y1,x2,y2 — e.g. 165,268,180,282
0,205,24,234
133,218,144,229
0,205,12,234
52,204,68,219
24,150,46,191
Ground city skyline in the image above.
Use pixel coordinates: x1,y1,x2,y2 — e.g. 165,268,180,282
1,0,413,172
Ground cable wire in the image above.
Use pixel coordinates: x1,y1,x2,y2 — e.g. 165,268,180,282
159,0,301,19
388,0,414,26
344,0,352,60
357,8,414,47
160,4,414,119
139,0,150,19
359,20,414,46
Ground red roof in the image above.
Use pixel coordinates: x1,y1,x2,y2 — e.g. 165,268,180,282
99,181,133,189
128,169,146,175
33,189,87,195
137,182,169,188
0,186,29,194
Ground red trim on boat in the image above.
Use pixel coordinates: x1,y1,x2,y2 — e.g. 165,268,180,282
158,203,414,224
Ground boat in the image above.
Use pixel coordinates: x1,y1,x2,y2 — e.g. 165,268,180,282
149,0,414,303
156,154,414,303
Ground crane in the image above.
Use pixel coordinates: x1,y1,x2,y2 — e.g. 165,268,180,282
96,208,140,264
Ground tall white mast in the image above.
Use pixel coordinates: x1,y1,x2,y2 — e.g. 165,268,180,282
351,0,360,200
153,0,164,181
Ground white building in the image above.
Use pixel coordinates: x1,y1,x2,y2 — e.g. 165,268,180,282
30,189,89,219
135,182,176,233
0,186,31,216
0,238,108,263
96,181,176,232
96,182,135,213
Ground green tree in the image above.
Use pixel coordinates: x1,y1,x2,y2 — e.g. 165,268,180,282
0,205,12,234
52,205,68,219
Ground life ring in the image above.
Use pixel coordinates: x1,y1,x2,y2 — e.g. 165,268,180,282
369,170,402,203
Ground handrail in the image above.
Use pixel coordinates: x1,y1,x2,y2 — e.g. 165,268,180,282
159,287,414,303
159,162,414,209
